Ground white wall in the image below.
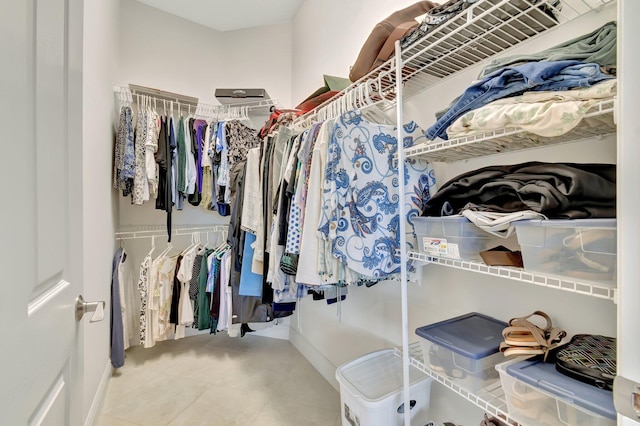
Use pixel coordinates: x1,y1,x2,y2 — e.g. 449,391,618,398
82,0,121,423
118,0,292,107
291,0,419,104
116,0,292,229
291,1,618,424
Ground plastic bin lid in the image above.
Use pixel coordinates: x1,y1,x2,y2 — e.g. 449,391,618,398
413,215,469,223
512,218,616,229
415,313,507,360
506,357,616,420
335,349,429,402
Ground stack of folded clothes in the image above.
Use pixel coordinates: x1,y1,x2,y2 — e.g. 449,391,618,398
424,21,617,141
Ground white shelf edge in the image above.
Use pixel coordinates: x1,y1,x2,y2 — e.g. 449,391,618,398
395,343,516,425
114,224,227,240
409,251,617,302
405,98,616,161
292,0,612,128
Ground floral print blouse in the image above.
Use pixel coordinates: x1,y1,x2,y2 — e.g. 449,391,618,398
318,110,437,280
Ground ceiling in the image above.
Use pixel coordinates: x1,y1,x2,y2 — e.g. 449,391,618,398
136,0,306,32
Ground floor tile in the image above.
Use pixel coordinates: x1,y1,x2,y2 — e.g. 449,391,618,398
102,375,211,425
95,414,142,426
270,360,340,411
250,399,338,426
100,334,340,425
168,383,271,426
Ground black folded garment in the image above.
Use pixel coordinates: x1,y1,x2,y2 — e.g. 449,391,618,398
422,162,615,219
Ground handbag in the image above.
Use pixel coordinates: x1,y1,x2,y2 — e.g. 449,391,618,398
401,0,481,49
555,334,616,390
349,1,437,82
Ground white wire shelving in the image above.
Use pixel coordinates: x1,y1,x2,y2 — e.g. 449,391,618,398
395,343,517,425
408,251,617,302
114,85,278,119
114,224,228,240
293,0,613,128
405,98,616,161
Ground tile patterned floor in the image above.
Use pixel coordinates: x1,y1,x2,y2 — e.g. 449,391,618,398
98,333,341,426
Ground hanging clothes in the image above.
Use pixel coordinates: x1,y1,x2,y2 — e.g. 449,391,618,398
175,245,198,338
296,119,338,286
145,108,160,199
188,119,206,206
132,108,148,205
113,106,135,196
138,252,155,349
152,253,179,341
318,111,437,280
217,250,232,332
117,248,137,349
195,249,214,330
176,116,187,210
155,116,175,241
110,248,125,368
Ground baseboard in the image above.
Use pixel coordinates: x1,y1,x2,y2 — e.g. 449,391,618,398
84,359,112,426
289,326,339,391
251,317,291,340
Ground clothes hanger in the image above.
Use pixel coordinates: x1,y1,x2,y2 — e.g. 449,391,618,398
181,232,202,256
204,231,213,249
360,80,396,125
157,238,177,258
146,235,156,258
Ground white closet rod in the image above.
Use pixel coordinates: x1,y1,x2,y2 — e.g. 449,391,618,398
115,225,228,241
294,77,393,128
113,86,278,118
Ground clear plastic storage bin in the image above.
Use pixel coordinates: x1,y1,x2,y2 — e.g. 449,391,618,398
513,219,617,286
413,216,515,262
415,313,507,392
335,349,432,426
496,357,616,426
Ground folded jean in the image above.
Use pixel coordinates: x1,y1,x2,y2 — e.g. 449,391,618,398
479,21,617,78
426,61,613,140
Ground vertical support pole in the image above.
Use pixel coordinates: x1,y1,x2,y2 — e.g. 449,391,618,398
395,40,411,426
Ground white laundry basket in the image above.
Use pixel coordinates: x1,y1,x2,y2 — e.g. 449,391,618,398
335,349,432,426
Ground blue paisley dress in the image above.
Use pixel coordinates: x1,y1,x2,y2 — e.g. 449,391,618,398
318,110,437,280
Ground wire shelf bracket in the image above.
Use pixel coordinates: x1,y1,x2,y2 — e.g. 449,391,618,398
395,343,517,425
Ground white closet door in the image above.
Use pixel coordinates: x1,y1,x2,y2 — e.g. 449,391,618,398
616,1,640,424
0,0,86,424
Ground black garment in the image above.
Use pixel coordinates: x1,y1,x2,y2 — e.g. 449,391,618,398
422,162,616,219
155,117,168,210
170,255,183,325
230,250,273,324
210,255,221,323
155,116,174,241
189,253,203,301
188,118,202,206
262,136,276,262
228,160,247,272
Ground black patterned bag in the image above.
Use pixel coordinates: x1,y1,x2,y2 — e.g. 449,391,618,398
555,334,616,390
